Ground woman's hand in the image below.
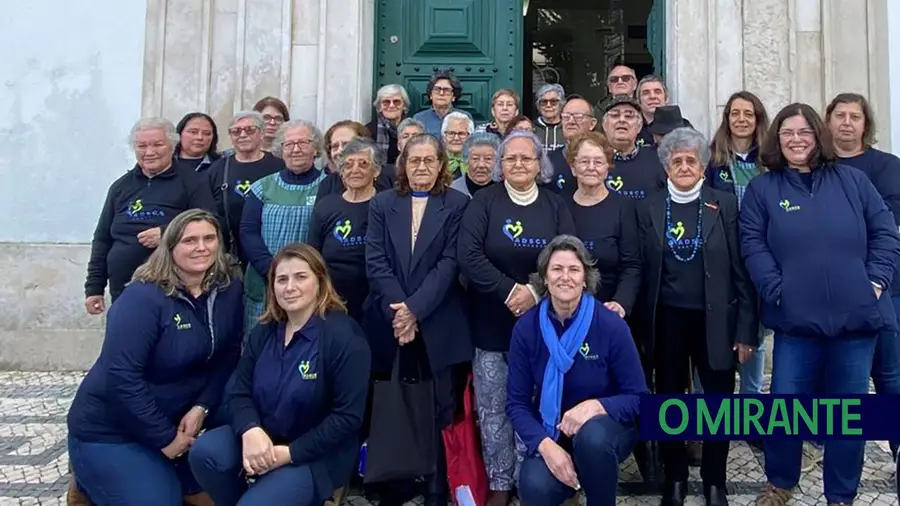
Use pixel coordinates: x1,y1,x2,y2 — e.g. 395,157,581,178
390,303,418,344
178,406,208,438
507,284,535,316
137,227,162,248
537,439,580,490
558,399,606,437
734,343,754,364
161,431,195,460
84,295,105,315
603,301,626,318
875,284,883,299
242,427,276,475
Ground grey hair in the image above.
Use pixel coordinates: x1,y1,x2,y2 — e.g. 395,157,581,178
373,84,411,112
535,84,566,108
491,130,554,184
441,111,474,135
229,110,265,131
636,74,669,97
657,127,711,168
462,132,500,160
271,119,323,158
397,117,425,135
129,117,179,149
336,137,385,175
528,235,601,297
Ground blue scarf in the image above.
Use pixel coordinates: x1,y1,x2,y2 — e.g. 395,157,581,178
538,294,595,439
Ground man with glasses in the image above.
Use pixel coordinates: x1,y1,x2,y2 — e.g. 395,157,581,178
599,96,665,201
607,64,638,97
533,84,566,152
546,96,598,194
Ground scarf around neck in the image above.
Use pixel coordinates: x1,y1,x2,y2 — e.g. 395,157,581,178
539,294,596,440
375,115,397,155
667,178,703,203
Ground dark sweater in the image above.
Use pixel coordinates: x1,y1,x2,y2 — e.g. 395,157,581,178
607,146,666,200
308,194,372,322
659,199,706,309
67,280,243,448
506,299,648,455
457,184,577,351
740,165,900,337
840,148,900,295
566,193,641,313
207,152,284,256
546,147,576,194
228,314,370,495
84,165,217,299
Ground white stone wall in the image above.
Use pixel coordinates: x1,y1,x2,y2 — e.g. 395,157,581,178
667,0,893,152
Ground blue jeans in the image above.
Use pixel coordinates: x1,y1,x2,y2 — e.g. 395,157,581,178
763,333,877,504
692,327,767,395
188,426,319,506
68,436,200,506
518,416,638,506
871,296,900,456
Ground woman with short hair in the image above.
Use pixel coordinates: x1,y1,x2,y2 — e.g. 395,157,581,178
316,120,394,197
413,70,464,136
253,96,290,153
397,117,425,156
175,112,221,172
367,84,411,164
450,133,499,198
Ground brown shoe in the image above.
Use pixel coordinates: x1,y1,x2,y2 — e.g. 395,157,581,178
67,477,93,506
755,483,792,506
183,492,215,506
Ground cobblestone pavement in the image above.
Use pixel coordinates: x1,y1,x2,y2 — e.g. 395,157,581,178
0,372,896,506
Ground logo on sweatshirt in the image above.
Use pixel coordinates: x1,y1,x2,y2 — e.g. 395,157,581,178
779,199,801,212
502,218,548,249
719,170,730,182
555,173,566,190
333,219,365,246
124,199,164,220
298,360,317,380
173,313,192,330
234,179,252,197
579,342,598,360
605,175,646,200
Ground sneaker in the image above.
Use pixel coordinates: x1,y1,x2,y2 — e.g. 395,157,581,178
801,442,823,472
755,483,792,506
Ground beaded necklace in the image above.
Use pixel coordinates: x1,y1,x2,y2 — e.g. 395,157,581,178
665,194,703,262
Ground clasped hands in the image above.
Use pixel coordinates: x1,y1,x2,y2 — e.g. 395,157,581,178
160,405,207,460
240,427,292,476
538,399,607,490
389,302,418,345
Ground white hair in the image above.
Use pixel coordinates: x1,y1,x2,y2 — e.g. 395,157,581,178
373,84,411,112
441,111,474,135
128,117,179,149
271,119,324,158
229,110,265,131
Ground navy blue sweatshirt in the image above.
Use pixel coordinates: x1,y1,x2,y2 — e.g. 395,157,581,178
85,165,217,299
840,148,900,295
228,314,370,489
506,298,648,455
740,164,900,337
67,279,244,449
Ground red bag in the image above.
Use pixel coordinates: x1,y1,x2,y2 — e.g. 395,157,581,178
442,374,490,506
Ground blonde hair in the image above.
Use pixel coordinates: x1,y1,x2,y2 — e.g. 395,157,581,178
131,209,238,297
259,243,347,323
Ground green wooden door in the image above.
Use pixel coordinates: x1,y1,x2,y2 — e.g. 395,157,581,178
374,0,524,123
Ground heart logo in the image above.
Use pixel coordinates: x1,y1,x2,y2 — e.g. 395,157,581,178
298,361,310,376
503,219,524,240
580,342,591,357
719,170,730,181
607,176,624,192
130,200,143,214
669,221,685,241
334,219,352,240
235,180,252,195
779,199,791,210
173,314,182,325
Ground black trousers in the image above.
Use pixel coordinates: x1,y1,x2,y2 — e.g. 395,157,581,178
654,304,735,486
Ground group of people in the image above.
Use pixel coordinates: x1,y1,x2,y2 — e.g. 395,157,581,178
68,64,900,506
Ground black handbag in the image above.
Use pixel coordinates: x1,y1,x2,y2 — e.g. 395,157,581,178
364,349,437,484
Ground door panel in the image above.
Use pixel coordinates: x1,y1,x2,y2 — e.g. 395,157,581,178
374,0,523,123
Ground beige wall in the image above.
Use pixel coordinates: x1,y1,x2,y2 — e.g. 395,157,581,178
667,0,892,152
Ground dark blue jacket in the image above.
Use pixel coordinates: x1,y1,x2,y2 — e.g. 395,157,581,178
506,298,648,455
67,279,244,449
704,144,760,195
740,164,900,337
229,313,370,496
363,188,473,374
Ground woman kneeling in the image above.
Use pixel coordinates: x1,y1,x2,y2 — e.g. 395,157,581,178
189,243,371,506
506,235,648,506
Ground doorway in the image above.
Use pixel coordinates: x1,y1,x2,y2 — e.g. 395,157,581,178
522,0,660,118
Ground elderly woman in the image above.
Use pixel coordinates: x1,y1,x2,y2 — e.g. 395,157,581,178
189,243,370,506
507,235,647,506
240,120,327,333
253,96,290,152
308,138,383,322
175,112,220,172
442,111,474,178
316,120,394,198
367,84,410,164
635,127,758,506
363,134,472,506
742,104,900,506
207,111,285,261
533,84,566,152
84,118,217,310
450,132,498,198
565,132,640,318
505,115,534,136
413,70,464,136
458,131,575,506
69,209,243,506
397,117,425,156
476,89,520,137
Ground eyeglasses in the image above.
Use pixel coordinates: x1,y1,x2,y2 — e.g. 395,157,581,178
407,156,439,167
381,98,404,108
262,114,284,124
432,86,454,96
575,158,608,168
343,159,372,170
229,126,259,136
283,139,313,151
501,155,538,166
778,129,815,139
608,75,635,84
539,98,560,107
561,113,592,123
444,131,470,139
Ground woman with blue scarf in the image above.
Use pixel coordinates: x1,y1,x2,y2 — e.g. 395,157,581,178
506,235,647,506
